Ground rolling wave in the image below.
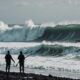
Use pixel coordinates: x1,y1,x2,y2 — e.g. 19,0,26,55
35,25,80,42
0,20,80,42
0,43,80,58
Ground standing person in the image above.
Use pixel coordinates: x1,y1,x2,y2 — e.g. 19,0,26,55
18,51,25,73
5,51,15,73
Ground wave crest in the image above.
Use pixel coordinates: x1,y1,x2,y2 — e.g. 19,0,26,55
0,20,80,42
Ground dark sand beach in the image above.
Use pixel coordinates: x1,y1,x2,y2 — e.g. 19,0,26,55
0,71,79,80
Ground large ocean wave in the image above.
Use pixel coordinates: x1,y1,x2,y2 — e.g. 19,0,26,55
0,20,80,42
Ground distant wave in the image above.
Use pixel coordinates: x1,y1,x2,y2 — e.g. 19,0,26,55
35,44,80,57
0,43,80,59
0,20,80,42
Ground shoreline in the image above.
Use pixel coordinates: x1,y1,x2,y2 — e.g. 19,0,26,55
0,70,79,80
0,55,80,79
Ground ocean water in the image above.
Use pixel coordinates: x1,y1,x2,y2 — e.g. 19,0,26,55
0,20,80,79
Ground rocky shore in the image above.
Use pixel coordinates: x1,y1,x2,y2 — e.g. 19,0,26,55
0,71,79,80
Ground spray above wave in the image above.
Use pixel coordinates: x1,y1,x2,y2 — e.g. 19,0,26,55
0,20,80,42
0,20,45,41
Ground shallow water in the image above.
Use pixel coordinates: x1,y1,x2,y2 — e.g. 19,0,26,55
0,55,80,79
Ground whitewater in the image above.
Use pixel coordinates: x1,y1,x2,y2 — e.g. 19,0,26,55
0,42,80,79
0,20,80,79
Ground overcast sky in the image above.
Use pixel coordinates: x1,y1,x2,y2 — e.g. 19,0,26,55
0,0,80,24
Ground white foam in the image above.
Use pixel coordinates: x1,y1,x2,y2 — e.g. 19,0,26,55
58,20,80,25
25,19,35,28
41,22,56,27
0,54,80,73
0,21,11,31
42,41,80,47
0,55,80,79
0,42,41,48
13,25,22,29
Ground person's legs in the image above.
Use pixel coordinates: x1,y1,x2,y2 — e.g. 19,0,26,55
19,64,21,73
22,63,24,73
8,65,10,73
6,64,8,72
21,62,24,73
7,62,10,73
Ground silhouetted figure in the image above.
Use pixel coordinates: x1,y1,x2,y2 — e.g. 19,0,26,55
5,51,15,73
18,51,25,73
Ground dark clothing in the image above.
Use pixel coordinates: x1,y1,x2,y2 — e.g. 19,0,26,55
5,53,13,73
5,54,12,64
18,53,25,73
18,54,25,63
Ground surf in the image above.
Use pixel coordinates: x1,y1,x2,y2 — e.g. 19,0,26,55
0,20,80,42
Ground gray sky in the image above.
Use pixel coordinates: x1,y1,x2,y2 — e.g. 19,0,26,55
0,0,80,24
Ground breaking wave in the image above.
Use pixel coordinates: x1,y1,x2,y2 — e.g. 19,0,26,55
0,20,80,42
0,42,80,59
